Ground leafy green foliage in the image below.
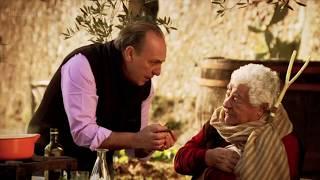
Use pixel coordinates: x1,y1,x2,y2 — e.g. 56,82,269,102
62,0,176,43
210,0,304,59
248,4,300,59
165,119,182,131
114,149,129,164
151,95,175,118
150,148,178,162
114,148,178,164
210,0,306,17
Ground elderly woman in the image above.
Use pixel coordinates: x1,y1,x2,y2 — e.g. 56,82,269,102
174,64,300,180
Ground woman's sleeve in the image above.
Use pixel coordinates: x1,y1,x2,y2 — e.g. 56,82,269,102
174,125,208,176
282,133,300,180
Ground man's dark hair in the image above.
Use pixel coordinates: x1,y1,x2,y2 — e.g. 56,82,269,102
114,21,164,54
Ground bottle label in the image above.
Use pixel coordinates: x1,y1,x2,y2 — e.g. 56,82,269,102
51,149,63,157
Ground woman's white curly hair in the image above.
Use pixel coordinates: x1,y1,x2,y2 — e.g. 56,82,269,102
230,63,280,109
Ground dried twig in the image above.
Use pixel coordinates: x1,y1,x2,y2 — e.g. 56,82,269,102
271,50,310,116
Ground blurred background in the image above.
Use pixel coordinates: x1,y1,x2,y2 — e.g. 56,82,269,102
0,0,319,179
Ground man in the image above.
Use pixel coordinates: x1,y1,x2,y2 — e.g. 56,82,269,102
28,21,176,171
174,64,300,179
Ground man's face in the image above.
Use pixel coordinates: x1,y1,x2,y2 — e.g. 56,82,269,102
222,83,263,125
123,31,166,86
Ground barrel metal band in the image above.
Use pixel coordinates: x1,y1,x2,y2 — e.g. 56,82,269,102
198,78,228,87
201,61,320,73
201,61,239,70
199,78,320,91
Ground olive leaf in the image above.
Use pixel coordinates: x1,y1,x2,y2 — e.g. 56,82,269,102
63,0,177,43
210,0,306,15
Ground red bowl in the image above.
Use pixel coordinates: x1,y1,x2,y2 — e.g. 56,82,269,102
0,134,40,160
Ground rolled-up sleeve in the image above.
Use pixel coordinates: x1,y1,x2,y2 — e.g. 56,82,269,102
61,53,111,151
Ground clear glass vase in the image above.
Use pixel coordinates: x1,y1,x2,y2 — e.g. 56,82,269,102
90,149,111,180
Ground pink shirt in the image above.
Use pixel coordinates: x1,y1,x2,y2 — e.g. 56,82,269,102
61,53,153,151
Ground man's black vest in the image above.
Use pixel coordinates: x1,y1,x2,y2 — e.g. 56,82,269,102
28,41,151,170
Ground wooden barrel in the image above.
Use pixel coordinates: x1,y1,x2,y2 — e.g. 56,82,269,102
195,57,320,178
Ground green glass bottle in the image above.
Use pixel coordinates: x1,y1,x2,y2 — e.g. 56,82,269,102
44,128,64,180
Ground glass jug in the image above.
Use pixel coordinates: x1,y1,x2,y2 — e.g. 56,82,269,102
90,149,111,180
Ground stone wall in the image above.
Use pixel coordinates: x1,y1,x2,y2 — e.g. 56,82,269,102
0,0,89,133
0,0,319,133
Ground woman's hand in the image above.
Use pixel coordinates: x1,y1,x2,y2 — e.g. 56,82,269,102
205,147,240,173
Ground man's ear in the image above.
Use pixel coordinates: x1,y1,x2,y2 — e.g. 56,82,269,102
123,46,135,63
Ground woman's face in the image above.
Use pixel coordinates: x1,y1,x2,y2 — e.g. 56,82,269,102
222,83,264,125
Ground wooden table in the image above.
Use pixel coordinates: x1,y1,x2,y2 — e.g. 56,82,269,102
0,155,77,180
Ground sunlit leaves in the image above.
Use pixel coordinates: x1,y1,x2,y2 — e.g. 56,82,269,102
210,0,306,17
63,0,177,43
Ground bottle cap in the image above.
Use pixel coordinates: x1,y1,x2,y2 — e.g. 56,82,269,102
50,128,59,134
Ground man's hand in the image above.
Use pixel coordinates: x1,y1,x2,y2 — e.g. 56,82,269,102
135,124,170,150
161,129,176,150
99,124,176,151
134,127,176,158
205,147,240,173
